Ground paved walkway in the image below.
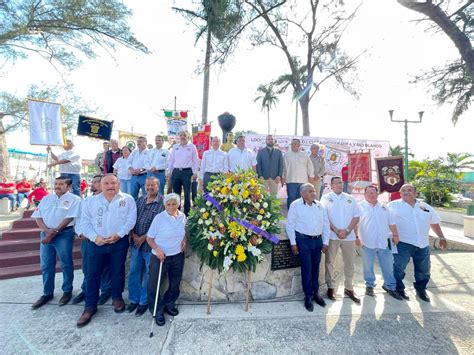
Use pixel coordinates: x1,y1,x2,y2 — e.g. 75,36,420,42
1,250,473,354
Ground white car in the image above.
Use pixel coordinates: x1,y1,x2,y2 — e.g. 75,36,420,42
450,193,473,203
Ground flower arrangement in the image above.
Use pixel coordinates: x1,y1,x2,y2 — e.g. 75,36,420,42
188,169,283,273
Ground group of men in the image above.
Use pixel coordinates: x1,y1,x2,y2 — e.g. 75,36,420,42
0,176,48,211
286,178,447,312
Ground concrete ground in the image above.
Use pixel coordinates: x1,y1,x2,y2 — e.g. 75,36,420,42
1,250,473,354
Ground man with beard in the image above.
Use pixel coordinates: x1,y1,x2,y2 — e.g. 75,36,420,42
256,135,283,195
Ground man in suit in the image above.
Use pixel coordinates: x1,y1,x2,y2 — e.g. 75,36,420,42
104,139,121,174
256,135,284,195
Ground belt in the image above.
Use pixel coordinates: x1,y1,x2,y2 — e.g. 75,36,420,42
174,168,192,171
138,172,147,175
205,171,219,175
156,169,165,173
295,231,322,239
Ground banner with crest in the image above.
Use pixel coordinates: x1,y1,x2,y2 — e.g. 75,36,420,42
375,156,405,193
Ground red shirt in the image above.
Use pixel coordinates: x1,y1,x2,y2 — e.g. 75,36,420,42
0,182,16,194
341,166,349,182
16,181,32,193
80,180,87,193
27,187,49,203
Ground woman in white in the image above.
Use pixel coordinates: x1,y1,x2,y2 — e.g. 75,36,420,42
146,193,187,326
113,146,132,194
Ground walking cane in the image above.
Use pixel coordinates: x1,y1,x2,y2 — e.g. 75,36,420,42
149,259,163,338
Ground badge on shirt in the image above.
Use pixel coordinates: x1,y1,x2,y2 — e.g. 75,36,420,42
63,200,70,207
119,200,126,208
347,199,352,204
98,207,104,216
419,203,430,212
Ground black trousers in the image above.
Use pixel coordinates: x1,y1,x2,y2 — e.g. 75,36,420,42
203,172,219,193
171,168,192,215
147,252,185,315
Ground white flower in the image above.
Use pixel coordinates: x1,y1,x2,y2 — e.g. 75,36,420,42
223,256,233,271
257,215,263,221
200,208,206,213
205,219,212,225
263,202,268,208
254,202,261,209
248,245,261,257
207,243,213,251
206,201,212,206
198,219,204,224
265,212,271,218
243,207,247,212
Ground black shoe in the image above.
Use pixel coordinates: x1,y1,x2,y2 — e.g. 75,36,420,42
98,292,111,305
304,297,314,312
135,305,148,317
398,290,410,300
164,306,179,317
313,294,326,307
155,314,165,326
416,291,430,302
366,287,375,297
385,289,403,300
71,292,85,304
127,303,138,313
58,292,72,306
32,294,54,309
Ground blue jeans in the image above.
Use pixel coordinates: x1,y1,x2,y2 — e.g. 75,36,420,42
62,173,81,196
130,174,147,200
343,181,349,193
393,241,431,292
362,246,396,290
119,179,131,195
286,183,302,210
84,237,129,310
128,247,152,305
147,171,166,196
148,252,184,314
79,239,111,294
296,232,323,298
0,194,17,210
40,227,75,295
17,192,29,206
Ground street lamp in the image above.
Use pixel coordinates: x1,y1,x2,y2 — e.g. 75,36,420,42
388,110,424,182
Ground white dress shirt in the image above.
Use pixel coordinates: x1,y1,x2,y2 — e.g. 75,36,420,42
149,148,169,171
320,191,361,241
113,157,132,180
358,200,395,249
32,192,81,228
75,195,96,236
282,151,314,183
199,148,229,179
127,148,151,171
79,191,137,241
167,143,200,174
228,147,256,172
58,149,81,174
147,210,186,256
286,198,330,246
388,199,441,248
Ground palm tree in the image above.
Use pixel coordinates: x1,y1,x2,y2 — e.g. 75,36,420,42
389,145,414,158
173,1,242,124
254,84,279,134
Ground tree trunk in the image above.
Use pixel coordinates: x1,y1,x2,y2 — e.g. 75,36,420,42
0,122,11,178
299,94,310,136
201,29,212,124
267,107,270,134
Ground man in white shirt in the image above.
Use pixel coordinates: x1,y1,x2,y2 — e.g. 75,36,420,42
388,184,447,302
199,136,229,192
286,183,330,312
47,140,82,196
31,176,81,309
357,185,402,300
227,135,256,173
282,138,314,210
167,131,199,215
76,174,137,327
128,136,151,200
148,135,169,196
321,176,361,303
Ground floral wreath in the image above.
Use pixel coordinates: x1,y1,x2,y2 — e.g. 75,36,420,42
188,169,283,273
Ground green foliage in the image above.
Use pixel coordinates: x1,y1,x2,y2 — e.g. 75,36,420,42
409,152,473,206
0,0,148,70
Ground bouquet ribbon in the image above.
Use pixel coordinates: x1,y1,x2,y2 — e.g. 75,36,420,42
203,193,279,244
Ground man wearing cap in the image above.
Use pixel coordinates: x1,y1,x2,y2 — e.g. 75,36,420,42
31,176,81,309
167,131,199,215
76,174,137,327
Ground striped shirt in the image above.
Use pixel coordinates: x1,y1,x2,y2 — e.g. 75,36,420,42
133,194,164,252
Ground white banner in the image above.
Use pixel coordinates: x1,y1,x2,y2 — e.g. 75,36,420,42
245,134,390,195
28,99,64,146
166,118,188,144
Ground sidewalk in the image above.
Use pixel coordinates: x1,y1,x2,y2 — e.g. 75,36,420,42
1,250,473,354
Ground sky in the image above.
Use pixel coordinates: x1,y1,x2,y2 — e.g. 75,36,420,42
2,0,473,160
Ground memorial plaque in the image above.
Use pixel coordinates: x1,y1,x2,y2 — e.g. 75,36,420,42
271,239,301,270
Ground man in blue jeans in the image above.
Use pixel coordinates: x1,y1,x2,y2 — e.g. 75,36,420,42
286,183,330,312
76,174,137,327
47,140,81,196
388,184,447,302
128,136,150,200
357,185,402,300
31,176,81,309
148,135,169,196
127,176,164,316
72,175,112,305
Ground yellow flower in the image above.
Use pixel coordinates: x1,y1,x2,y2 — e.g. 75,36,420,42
202,211,209,219
213,250,218,257
226,177,233,184
235,244,245,255
209,226,215,231
220,241,224,246
237,253,247,262
221,186,228,194
259,208,265,214
242,190,250,199
249,179,257,187
232,187,239,196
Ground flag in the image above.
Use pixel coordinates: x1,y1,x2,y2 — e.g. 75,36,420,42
192,123,211,159
77,115,113,140
28,99,64,146
348,152,371,183
375,156,405,193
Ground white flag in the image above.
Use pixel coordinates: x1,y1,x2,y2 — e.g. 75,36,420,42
28,99,64,146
